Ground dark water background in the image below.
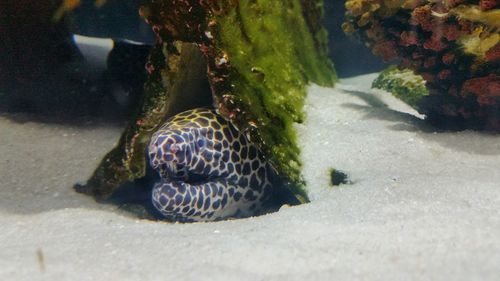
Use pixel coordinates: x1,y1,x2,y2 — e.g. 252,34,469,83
70,0,385,77
0,1,385,118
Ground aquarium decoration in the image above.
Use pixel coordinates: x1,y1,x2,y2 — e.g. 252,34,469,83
344,0,500,130
76,0,337,204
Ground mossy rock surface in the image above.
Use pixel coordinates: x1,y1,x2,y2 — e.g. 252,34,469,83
78,0,336,203
207,1,336,201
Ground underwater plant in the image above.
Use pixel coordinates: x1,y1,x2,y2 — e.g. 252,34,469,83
344,0,500,130
372,66,428,109
76,0,337,205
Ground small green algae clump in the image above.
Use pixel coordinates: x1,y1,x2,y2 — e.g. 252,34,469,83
77,0,336,203
372,66,428,110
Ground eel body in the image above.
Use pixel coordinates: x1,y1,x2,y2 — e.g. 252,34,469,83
148,108,272,222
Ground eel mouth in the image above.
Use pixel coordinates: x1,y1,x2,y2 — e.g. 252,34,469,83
163,162,188,180
183,172,224,186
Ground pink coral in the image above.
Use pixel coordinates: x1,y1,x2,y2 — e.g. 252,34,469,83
479,0,500,10
445,0,466,8
372,40,399,62
461,75,500,106
485,43,500,62
400,31,420,46
442,24,461,41
441,52,456,65
423,33,448,51
423,57,437,68
458,19,473,33
410,5,433,31
438,69,452,80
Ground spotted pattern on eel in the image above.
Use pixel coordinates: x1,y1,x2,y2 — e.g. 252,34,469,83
148,108,273,222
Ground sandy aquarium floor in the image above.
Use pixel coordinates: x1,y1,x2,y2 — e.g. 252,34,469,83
1,74,500,280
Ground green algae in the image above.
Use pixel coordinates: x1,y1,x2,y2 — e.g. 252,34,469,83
211,0,336,202
372,66,428,110
451,5,500,29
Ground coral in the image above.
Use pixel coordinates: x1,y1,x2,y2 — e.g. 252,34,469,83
373,40,399,61
479,0,500,10
78,0,336,203
344,0,500,131
400,30,420,46
461,74,500,106
486,42,500,61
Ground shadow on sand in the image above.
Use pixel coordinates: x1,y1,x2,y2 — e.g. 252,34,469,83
340,89,500,156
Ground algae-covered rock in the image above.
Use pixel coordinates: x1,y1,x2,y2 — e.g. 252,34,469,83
372,66,428,110
77,0,336,203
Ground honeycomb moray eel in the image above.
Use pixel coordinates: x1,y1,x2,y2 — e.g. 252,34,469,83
148,108,273,222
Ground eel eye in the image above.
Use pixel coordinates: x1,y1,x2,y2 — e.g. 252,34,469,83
170,144,180,154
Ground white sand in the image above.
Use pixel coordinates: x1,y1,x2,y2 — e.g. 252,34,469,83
2,74,500,280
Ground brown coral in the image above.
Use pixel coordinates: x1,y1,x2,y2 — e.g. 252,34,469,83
372,40,399,61
423,33,448,51
400,31,420,46
445,0,466,8
410,5,433,31
442,24,461,41
442,52,456,64
480,0,500,10
485,43,500,62
462,75,500,106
